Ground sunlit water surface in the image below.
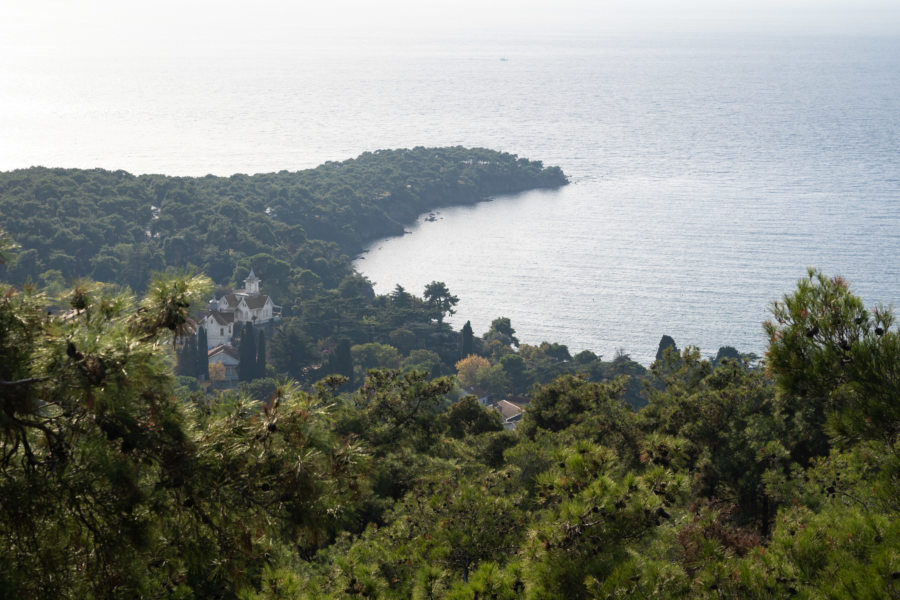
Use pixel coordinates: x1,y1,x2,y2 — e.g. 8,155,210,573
3,34,899,363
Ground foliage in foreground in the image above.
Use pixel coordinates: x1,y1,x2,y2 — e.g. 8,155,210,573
1,263,899,598
0,272,369,597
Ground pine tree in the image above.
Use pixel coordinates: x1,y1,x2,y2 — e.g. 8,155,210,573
0,268,368,596
256,330,267,379
423,280,459,324
238,322,257,382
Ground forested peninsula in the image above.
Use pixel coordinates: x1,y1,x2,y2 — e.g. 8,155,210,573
1,149,899,598
0,146,566,292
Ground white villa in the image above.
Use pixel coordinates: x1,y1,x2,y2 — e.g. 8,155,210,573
199,268,281,349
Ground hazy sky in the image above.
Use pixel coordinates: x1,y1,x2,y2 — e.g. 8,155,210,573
2,0,898,57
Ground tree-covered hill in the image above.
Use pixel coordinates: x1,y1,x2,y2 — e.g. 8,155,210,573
0,147,566,292
10,151,898,597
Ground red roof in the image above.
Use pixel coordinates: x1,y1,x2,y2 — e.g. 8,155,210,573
208,344,239,360
220,294,240,308
202,310,234,326
242,295,271,310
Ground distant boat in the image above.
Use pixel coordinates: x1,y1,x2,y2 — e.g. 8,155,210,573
500,57,509,62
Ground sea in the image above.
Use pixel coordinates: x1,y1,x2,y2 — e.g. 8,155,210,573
2,33,899,364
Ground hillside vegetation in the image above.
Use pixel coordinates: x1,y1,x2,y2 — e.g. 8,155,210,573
0,147,566,292
2,150,897,598
2,235,898,597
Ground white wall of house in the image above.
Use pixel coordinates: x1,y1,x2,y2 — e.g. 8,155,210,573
203,317,233,349
236,297,274,324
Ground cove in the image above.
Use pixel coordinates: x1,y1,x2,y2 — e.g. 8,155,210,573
355,172,900,366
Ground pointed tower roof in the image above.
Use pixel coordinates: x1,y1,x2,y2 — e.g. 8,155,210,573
243,267,261,295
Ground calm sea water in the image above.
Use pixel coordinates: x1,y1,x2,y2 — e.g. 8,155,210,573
3,34,899,363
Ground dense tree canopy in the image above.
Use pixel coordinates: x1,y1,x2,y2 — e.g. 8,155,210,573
0,150,574,398
2,153,898,598
0,147,567,294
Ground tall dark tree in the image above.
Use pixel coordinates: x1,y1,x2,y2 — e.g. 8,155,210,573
655,334,678,362
238,322,257,382
256,330,267,379
327,338,353,380
196,326,209,380
460,320,475,358
175,336,195,376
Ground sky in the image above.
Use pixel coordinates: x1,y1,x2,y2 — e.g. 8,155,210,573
2,0,898,58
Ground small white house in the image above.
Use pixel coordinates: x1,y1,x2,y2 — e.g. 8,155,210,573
492,399,526,430
208,344,240,383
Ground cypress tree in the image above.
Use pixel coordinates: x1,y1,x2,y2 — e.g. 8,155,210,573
655,334,678,362
328,338,353,380
191,336,201,376
196,326,209,380
238,322,257,382
461,320,474,357
175,337,193,376
197,325,208,352
256,330,267,379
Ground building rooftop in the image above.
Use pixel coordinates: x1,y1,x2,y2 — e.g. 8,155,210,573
208,344,239,360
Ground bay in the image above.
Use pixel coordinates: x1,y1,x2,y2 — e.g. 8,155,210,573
351,35,900,364
2,33,899,364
